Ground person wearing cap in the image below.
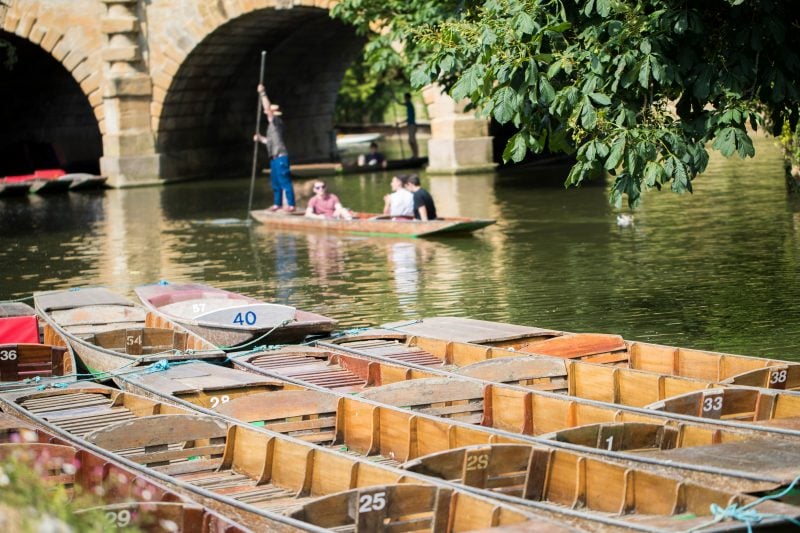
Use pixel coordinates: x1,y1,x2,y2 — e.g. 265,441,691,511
254,83,296,212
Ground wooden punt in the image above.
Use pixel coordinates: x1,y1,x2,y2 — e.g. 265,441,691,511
76,372,800,531
0,386,558,532
383,317,800,390
250,209,496,238
0,412,248,532
110,356,800,505
321,334,800,428
0,180,31,196
135,282,337,347
0,302,76,391
33,288,225,380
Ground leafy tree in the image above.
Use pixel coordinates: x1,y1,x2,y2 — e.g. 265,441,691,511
336,59,409,124
333,0,800,207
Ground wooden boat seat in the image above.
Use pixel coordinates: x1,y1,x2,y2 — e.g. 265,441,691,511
403,445,537,499
644,387,768,421
286,484,452,532
217,390,338,443
0,343,69,381
159,298,296,326
722,364,800,391
336,338,444,367
243,349,369,391
51,304,146,327
456,357,569,392
538,422,680,452
512,333,628,363
359,378,485,423
84,327,189,356
84,414,228,466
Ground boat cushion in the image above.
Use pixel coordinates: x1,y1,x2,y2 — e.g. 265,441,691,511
0,316,39,343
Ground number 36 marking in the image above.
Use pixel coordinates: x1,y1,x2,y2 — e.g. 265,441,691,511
0,349,17,361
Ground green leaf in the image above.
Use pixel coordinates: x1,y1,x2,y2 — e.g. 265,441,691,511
712,127,737,157
493,86,517,123
538,77,556,104
451,65,482,101
734,129,755,158
605,135,626,169
588,92,611,106
516,12,535,35
638,57,651,88
643,161,662,187
410,67,431,89
503,132,528,163
580,100,597,129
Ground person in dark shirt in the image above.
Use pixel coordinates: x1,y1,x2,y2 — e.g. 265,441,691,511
254,83,295,212
396,92,419,159
358,141,387,168
404,174,437,220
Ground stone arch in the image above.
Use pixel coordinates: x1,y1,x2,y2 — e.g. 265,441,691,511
145,1,363,180
0,0,105,173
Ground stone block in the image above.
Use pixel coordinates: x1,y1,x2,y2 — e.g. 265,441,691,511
16,14,36,38
3,13,19,33
101,17,139,34
29,25,46,45
105,75,153,97
40,29,62,52
431,116,488,139
427,137,496,174
102,131,157,157
71,61,93,83
102,45,141,62
101,154,164,188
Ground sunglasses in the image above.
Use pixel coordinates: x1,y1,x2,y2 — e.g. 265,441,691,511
314,185,326,190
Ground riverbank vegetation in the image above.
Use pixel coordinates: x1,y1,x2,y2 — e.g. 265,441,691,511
333,0,800,206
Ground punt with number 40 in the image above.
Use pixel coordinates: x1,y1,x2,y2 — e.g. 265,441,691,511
135,282,337,348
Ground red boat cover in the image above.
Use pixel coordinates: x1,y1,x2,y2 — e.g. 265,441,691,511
0,316,39,343
3,174,35,183
34,169,66,179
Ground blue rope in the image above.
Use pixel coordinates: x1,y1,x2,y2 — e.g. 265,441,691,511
691,474,800,532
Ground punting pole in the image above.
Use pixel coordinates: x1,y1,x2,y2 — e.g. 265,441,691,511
392,95,406,160
246,51,267,221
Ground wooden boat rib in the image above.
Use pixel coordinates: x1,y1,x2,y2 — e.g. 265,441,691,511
101,369,800,530
0,386,557,533
383,317,800,390
33,288,224,379
320,333,800,428
135,282,337,347
250,209,496,238
0,412,249,532
0,302,77,391
113,358,800,503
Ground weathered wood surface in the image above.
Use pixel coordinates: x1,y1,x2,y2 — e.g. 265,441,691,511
381,317,559,344
35,287,134,312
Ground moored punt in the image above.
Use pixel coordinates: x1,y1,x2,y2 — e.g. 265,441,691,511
0,179,31,197
113,357,800,504
321,334,800,427
0,386,564,533
383,317,800,390
135,282,337,347
100,375,800,530
0,411,249,532
33,288,225,380
0,301,76,391
250,209,496,238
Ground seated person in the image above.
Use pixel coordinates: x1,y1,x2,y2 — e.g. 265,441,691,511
404,174,438,220
305,181,352,219
383,175,414,218
357,142,387,168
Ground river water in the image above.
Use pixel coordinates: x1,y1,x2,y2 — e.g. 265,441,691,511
2,135,799,361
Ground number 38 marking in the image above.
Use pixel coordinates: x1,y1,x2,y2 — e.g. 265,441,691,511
358,492,387,513
0,349,17,361
770,370,788,385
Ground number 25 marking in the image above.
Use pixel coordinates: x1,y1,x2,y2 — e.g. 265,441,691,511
465,454,489,471
358,492,387,513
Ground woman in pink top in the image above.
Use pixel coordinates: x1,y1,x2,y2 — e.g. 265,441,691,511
305,181,352,219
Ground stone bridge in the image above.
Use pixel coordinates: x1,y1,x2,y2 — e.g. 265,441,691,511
0,0,494,186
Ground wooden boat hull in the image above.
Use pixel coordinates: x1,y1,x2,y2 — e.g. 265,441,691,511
250,209,495,238
63,173,108,191
0,181,31,197
29,178,72,194
0,385,550,532
135,282,337,347
34,288,224,380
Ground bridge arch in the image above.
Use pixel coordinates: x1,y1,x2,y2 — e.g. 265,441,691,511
0,0,104,173
145,1,363,180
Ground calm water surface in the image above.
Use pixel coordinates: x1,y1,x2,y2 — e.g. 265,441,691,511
2,136,799,361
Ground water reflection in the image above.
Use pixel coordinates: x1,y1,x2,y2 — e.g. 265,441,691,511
1,136,799,359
